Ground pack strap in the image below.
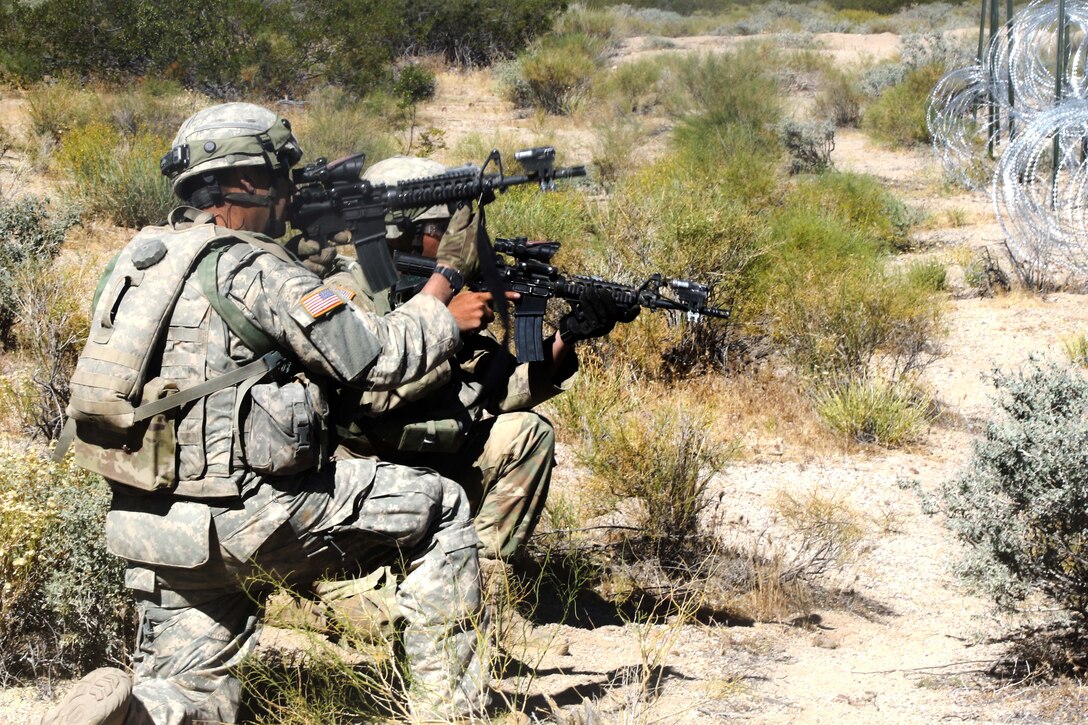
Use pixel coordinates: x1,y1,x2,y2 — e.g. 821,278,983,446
196,246,277,355
53,350,284,462
133,350,284,422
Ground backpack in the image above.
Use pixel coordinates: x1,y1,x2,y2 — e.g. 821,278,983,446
59,209,285,492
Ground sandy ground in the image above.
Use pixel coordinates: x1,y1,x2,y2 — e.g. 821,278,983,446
9,31,1088,725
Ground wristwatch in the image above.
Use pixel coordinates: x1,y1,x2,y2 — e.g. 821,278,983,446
434,264,465,293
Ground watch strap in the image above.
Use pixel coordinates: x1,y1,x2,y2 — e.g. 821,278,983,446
434,264,465,293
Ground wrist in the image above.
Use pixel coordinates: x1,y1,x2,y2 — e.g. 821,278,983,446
433,264,465,294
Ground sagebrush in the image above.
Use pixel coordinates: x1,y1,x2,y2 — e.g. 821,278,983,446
930,361,1088,619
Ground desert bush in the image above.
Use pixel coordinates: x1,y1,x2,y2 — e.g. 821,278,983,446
486,186,595,251
593,57,667,115
511,33,605,114
814,67,864,128
669,46,783,156
591,117,647,186
293,89,402,165
772,488,867,573
785,171,915,251
864,63,945,146
777,119,835,175
25,80,103,141
54,122,174,228
767,261,943,384
814,376,933,446
0,194,78,346
905,258,948,292
108,80,197,138
579,400,728,553
9,259,94,439
574,133,777,375
758,172,940,383
1065,334,1088,368
0,444,132,683
929,361,1088,619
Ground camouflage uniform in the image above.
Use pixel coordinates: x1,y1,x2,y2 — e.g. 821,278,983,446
93,211,487,724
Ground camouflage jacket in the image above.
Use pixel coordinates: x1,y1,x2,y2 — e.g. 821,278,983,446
326,255,577,454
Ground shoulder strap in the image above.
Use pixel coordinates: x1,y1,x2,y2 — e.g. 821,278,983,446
196,245,277,355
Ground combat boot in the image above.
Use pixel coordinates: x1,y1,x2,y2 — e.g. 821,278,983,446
34,667,132,725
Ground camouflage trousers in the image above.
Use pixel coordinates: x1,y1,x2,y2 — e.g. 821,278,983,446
349,410,555,559
113,458,487,724
283,411,554,639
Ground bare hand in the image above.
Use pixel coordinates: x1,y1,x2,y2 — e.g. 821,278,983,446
447,290,519,334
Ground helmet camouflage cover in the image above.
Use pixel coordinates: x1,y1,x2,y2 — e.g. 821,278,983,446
363,156,450,222
161,102,303,200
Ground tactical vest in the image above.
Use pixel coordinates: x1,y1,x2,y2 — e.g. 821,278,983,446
65,208,324,498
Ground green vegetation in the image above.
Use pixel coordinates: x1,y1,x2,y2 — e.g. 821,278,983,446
0,0,567,95
930,362,1088,621
814,377,933,446
0,195,78,347
863,63,946,146
54,123,174,228
0,446,131,682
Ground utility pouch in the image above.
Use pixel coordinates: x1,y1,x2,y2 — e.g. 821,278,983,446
237,373,328,476
375,417,468,454
72,377,179,492
105,499,211,569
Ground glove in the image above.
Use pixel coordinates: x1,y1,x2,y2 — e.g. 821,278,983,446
286,235,339,278
559,287,640,344
435,203,481,283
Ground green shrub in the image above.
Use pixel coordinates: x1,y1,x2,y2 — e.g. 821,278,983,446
863,63,946,147
8,257,93,439
767,262,943,384
814,376,933,446
786,171,916,251
757,174,938,383
1065,334,1088,368
930,362,1088,619
0,444,132,682
296,89,402,166
670,45,783,159
591,117,646,187
513,33,605,114
905,258,948,292
0,194,78,346
25,80,103,141
814,67,864,128
108,80,196,138
593,57,666,115
485,186,595,251
559,371,728,549
54,123,174,228
777,120,835,175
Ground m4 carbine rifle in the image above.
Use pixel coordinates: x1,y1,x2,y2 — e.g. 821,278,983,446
393,237,730,363
289,147,585,292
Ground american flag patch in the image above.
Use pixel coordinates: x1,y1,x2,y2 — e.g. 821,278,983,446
333,285,357,301
300,287,345,319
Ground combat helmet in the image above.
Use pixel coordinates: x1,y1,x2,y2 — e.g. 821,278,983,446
363,156,450,222
160,102,303,207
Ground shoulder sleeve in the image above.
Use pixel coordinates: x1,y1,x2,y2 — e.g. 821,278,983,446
222,247,459,389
